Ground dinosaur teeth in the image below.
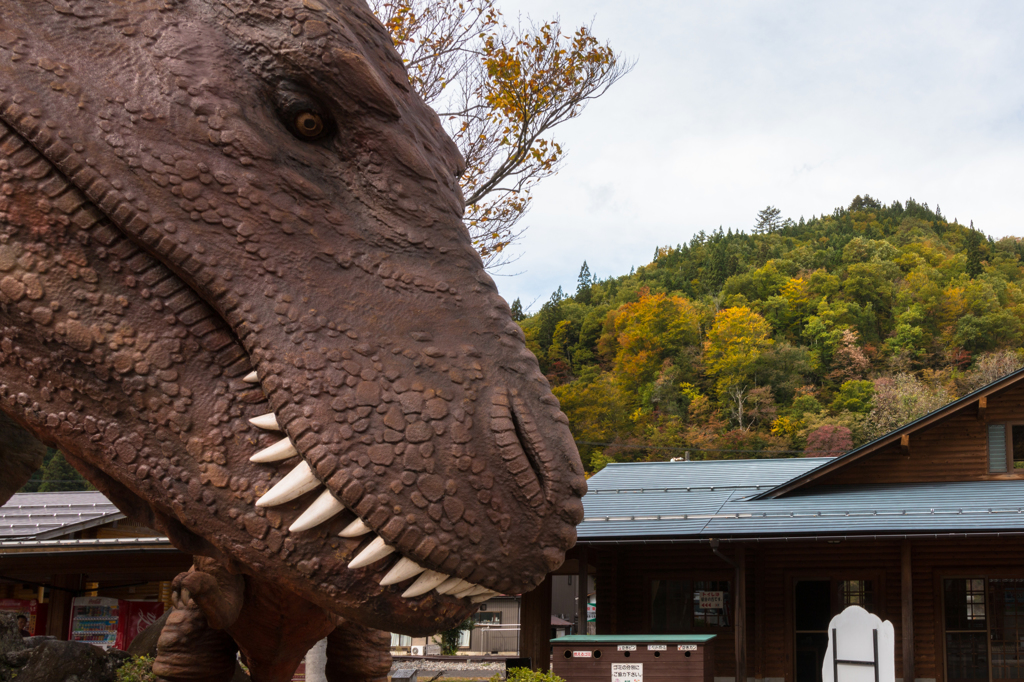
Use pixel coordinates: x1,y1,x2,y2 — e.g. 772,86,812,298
250,437,298,463
347,536,396,569
338,518,372,538
435,577,472,595
471,591,498,604
455,584,490,599
379,557,428,586
401,570,450,598
249,413,281,431
242,371,259,383
255,461,321,508
289,489,346,532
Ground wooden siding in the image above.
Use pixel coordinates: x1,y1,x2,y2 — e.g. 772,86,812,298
591,536,1024,682
817,381,1024,486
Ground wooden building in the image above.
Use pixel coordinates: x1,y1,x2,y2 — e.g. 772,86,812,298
0,490,191,640
523,368,1024,682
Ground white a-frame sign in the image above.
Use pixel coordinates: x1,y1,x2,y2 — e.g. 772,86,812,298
822,605,895,682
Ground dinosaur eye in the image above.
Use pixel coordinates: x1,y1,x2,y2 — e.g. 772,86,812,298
294,112,324,138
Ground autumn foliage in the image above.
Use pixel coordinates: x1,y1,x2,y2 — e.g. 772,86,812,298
520,197,1024,471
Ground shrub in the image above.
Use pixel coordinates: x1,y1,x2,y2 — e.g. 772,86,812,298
492,668,567,682
116,655,157,682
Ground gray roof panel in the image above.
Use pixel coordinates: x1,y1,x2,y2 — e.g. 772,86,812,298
579,461,1024,540
0,491,123,539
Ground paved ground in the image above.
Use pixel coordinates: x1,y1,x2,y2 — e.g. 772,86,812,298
390,657,505,680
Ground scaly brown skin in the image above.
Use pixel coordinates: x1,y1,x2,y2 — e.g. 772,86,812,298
0,1,586,680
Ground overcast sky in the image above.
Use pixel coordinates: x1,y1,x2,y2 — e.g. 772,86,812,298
481,1,1024,312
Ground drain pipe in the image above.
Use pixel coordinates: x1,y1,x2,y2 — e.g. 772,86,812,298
710,539,746,682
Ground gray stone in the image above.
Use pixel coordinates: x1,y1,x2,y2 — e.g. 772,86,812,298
0,614,25,658
8,640,122,682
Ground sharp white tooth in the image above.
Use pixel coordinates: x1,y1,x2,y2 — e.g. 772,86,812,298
472,591,498,603
181,588,192,605
435,577,472,595
250,437,298,463
347,536,395,569
455,584,490,599
243,371,259,383
339,518,372,538
289,489,346,532
380,558,428,586
255,461,321,508
401,570,450,598
249,413,281,431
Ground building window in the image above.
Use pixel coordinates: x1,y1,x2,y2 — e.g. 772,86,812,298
987,424,1024,473
473,610,501,626
838,580,874,609
650,579,729,633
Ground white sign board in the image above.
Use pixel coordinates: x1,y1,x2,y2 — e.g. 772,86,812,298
572,651,592,658
617,645,636,651
822,605,895,682
647,645,666,651
698,591,724,610
612,663,642,682
678,644,697,651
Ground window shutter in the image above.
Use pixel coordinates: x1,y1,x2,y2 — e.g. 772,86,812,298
989,424,1008,473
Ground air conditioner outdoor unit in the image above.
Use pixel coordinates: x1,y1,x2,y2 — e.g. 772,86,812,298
410,646,425,656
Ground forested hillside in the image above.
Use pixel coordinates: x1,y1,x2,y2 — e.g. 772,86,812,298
518,195,1024,471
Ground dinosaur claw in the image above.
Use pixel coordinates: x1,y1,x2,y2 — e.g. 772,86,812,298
289,489,346,532
256,461,321,508
250,437,298,463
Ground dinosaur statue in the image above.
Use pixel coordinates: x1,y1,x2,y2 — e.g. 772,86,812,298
0,1,587,681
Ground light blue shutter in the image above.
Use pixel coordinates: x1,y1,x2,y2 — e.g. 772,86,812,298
989,424,1007,473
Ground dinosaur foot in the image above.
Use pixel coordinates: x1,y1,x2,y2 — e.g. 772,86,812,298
324,621,393,682
151,598,239,682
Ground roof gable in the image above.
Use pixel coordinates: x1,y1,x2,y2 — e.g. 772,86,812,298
752,366,1024,499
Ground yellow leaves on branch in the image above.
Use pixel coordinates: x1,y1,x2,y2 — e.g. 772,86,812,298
704,306,775,394
369,0,632,269
612,292,700,390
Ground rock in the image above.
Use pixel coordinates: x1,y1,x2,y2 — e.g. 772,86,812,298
6,640,129,682
22,636,56,648
0,614,25,658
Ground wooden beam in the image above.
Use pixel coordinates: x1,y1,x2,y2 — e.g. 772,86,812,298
45,573,78,640
735,545,747,682
902,541,915,682
978,396,988,421
576,544,588,636
900,434,911,456
520,573,552,671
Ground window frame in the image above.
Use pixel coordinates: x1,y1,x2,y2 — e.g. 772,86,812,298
644,570,733,634
987,422,1024,474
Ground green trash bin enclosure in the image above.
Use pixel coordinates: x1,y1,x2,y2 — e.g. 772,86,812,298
551,635,715,682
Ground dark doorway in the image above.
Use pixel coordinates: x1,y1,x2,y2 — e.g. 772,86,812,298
795,580,831,682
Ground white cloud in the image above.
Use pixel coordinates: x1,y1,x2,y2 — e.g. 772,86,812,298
477,1,1024,311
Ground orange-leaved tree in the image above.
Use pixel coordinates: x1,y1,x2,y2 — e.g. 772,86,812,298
612,292,701,393
369,0,632,268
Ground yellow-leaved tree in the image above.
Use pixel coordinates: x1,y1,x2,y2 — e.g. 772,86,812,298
612,292,701,393
704,306,775,428
369,0,632,268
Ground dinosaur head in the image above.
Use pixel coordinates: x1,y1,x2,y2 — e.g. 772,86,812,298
0,0,585,634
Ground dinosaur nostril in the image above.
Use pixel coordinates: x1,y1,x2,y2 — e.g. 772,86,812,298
562,498,584,525
509,401,545,487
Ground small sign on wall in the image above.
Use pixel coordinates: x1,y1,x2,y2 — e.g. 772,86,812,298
698,591,724,610
572,651,593,658
617,645,636,651
612,663,643,682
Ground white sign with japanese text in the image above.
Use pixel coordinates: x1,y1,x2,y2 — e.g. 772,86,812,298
612,663,642,682
698,591,724,610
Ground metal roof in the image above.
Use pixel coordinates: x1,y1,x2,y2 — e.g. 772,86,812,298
579,460,1024,540
0,491,124,540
